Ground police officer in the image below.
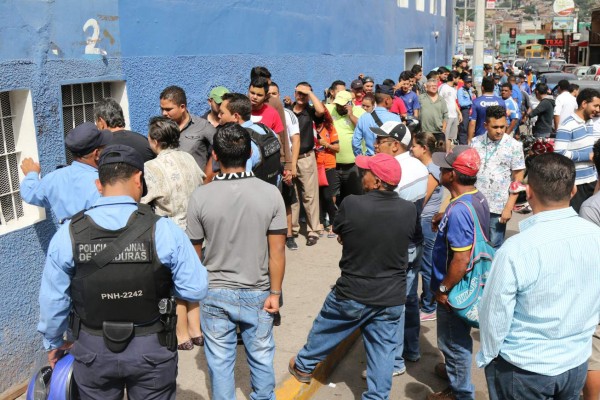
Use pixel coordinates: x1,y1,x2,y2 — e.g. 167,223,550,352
20,122,112,222
457,75,475,145
38,144,208,399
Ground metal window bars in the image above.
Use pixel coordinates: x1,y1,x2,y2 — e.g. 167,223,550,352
0,91,24,225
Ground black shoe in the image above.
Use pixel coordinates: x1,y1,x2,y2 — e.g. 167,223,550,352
306,236,318,246
286,237,298,250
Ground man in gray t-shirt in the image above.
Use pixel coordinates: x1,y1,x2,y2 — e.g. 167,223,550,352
186,122,286,400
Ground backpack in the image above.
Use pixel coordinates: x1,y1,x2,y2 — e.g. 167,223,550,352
246,123,282,186
446,201,496,328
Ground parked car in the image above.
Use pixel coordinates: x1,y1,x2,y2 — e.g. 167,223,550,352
580,65,600,81
574,66,589,78
548,59,567,70
537,72,577,92
524,58,550,72
560,64,579,74
513,58,526,73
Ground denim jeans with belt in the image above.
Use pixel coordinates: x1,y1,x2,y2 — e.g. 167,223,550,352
295,289,404,400
395,244,423,371
485,356,587,400
201,289,275,400
437,306,474,400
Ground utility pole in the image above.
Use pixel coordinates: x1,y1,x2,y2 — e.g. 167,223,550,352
473,0,486,92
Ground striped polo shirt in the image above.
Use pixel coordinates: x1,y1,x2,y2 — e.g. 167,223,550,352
555,113,599,185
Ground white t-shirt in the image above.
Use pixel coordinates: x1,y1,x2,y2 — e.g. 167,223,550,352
554,91,578,128
439,83,458,118
283,108,300,152
394,152,429,203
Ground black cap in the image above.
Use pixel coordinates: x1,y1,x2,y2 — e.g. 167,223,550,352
493,74,500,79
99,144,147,196
65,122,112,155
375,84,394,96
463,75,473,82
362,76,374,84
370,121,411,147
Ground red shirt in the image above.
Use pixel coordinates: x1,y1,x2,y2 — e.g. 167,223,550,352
251,104,284,133
390,97,407,115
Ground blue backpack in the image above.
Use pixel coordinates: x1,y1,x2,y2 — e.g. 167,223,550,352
447,201,496,328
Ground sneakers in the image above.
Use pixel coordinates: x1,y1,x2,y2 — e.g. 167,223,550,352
426,387,456,400
508,181,527,194
420,311,437,322
286,237,298,250
289,357,312,384
361,366,406,379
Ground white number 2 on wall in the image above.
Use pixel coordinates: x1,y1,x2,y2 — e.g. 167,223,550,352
83,18,106,55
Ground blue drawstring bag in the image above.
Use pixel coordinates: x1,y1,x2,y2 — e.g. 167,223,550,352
447,201,496,328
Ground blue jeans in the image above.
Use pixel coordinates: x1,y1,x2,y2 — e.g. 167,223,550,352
395,244,423,370
485,356,587,400
419,216,437,313
201,289,275,400
295,290,404,400
489,213,506,250
437,306,474,400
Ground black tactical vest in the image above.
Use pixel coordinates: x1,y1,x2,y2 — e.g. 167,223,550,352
69,204,173,329
247,123,282,186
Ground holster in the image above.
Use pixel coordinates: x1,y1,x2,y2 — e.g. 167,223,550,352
102,321,134,353
69,312,81,340
157,315,178,351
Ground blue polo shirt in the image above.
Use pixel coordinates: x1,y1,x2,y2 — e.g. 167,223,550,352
431,190,490,293
470,95,506,137
395,89,421,116
352,107,402,156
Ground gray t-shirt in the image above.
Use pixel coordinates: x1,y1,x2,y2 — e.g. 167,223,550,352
178,114,216,170
186,172,286,290
580,191,600,226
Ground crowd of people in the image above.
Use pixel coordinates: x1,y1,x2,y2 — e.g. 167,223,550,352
22,62,600,400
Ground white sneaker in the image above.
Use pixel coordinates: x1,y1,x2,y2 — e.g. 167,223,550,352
361,366,406,379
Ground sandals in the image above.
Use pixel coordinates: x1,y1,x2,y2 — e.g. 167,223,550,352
306,236,318,246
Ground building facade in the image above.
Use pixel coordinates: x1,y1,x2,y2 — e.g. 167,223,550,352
0,0,453,394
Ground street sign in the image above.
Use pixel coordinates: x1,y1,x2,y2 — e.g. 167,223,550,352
486,0,496,9
553,0,575,16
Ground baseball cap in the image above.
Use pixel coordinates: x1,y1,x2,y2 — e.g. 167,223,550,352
362,76,374,84
432,145,481,177
208,86,230,104
493,74,500,79
375,84,394,97
355,153,402,186
65,122,112,155
333,90,353,106
99,144,147,195
463,75,473,82
351,79,364,90
370,121,411,147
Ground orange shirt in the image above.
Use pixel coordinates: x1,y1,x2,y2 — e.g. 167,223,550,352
315,125,339,170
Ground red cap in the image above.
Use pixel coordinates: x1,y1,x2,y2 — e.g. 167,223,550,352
355,153,402,186
432,145,481,177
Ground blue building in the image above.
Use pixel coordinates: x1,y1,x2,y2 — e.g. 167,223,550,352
0,0,453,394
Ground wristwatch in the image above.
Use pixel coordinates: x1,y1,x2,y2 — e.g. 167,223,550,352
439,284,449,294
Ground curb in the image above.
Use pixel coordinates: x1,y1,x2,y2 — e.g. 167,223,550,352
274,329,361,400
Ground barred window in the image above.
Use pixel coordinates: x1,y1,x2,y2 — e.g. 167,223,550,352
0,90,45,235
0,92,23,225
61,82,112,164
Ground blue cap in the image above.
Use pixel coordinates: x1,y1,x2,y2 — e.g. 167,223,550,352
98,144,144,172
65,122,112,155
99,144,147,196
375,84,394,96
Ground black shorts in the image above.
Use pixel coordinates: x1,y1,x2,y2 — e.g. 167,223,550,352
280,181,297,207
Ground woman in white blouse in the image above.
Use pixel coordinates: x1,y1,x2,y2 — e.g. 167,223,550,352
141,116,206,350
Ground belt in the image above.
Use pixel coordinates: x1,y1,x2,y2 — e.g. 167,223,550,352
298,150,313,159
80,318,164,337
460,106,471,110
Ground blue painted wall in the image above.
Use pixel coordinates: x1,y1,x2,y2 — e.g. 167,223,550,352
0,0,452,393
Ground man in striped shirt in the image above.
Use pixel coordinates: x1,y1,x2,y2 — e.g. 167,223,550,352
478,153,600,399
554,88,600,212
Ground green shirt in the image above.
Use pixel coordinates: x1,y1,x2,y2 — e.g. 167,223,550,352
326,104,365,164
418,93,448,134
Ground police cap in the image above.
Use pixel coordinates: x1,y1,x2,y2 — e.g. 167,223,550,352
99,144,144,172
65,122,112,155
